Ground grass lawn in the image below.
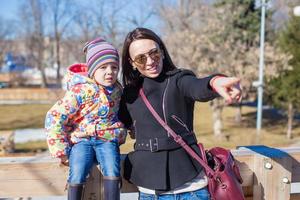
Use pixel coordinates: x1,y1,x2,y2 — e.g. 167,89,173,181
0,104,52,130
0,103,299,154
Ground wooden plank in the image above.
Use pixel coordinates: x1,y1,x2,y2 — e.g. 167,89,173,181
0,156,67,197
83,165,103,200
0,163,67,180
0,146,299,199
0,165,68,197
291,154,300,182
234,154,254,187
243,186,253,197
291,194,300,200
248,146,292,200
0,180,67,197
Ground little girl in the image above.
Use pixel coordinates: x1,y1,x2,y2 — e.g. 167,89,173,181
45,38,126,200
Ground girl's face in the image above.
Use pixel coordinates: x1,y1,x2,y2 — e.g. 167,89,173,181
93,63,119,87
129,39,163,78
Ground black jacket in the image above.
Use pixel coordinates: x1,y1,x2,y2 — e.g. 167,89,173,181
119,68,219,192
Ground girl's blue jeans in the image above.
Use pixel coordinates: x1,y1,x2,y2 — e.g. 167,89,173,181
139,187,210,200
67,137,120,184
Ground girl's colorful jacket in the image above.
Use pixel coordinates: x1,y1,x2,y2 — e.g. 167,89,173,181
45,63,126,158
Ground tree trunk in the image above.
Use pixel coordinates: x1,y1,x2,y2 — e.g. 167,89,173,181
38,39,47,88
286,102,294,139
235,103,242,124
38,58,47,88
210,98,224,138
55,31,61,86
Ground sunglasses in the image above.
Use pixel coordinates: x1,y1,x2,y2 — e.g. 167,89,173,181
130,48,161,67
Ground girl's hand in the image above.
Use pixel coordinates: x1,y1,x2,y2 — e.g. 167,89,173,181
60,155,69,166
210,76,242,104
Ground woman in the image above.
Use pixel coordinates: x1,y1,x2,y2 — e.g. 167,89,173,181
119,27,241,200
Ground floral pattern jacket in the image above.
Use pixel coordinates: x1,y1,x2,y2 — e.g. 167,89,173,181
45,63,126,158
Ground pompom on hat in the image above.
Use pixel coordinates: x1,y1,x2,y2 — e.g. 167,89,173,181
83,38,119,77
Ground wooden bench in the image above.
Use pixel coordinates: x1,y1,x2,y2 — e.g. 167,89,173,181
0,146,299,199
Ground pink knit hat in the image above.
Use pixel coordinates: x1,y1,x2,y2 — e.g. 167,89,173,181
83,38,119,77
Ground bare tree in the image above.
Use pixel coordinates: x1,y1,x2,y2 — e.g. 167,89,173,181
68,0,124,65
46,0,75,85
0,17,14,66
52,2,94,67
73,7,97,42
125,0,156,27
18,0,48,88
91,0,130,48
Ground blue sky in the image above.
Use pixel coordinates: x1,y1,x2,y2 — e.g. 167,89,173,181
0,0,21,20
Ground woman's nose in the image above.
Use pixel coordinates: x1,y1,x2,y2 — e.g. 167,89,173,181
146,55,155,65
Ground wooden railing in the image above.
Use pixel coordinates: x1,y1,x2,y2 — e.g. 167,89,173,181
0,146,299,200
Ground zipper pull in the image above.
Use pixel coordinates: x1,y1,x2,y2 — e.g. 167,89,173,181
171,115,191,132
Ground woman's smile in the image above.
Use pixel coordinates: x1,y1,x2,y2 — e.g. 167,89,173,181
146,63,159,72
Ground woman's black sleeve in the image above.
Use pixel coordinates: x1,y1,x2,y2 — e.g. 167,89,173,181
176,71,220,102
118,95,133,129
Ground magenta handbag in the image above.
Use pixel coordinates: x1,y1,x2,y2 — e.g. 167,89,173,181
140,89,245,200
198,143,244,200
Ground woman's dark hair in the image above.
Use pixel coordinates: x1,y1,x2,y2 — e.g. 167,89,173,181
121,27,177,87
